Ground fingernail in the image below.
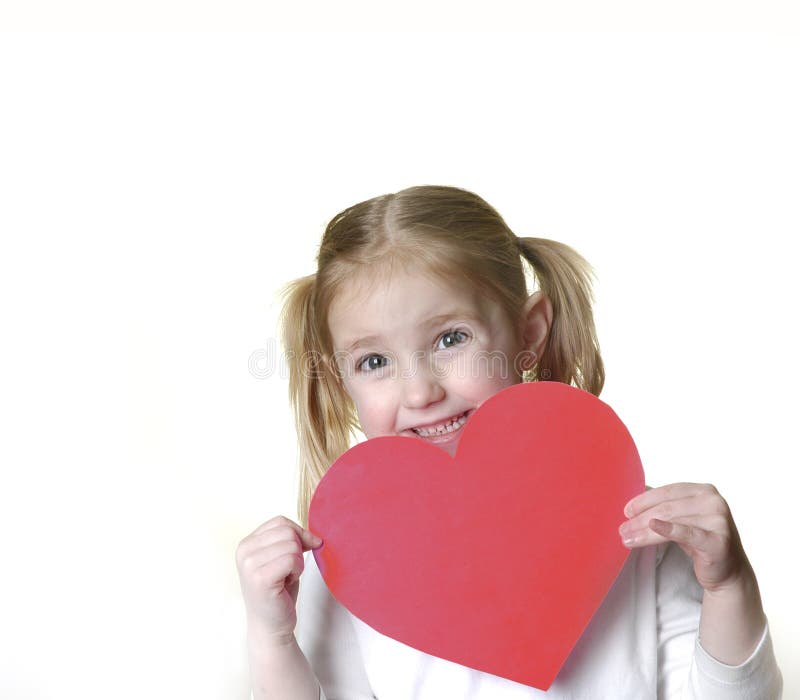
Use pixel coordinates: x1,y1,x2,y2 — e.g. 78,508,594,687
624,502,633,517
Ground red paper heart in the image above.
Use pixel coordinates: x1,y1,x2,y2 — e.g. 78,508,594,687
309,381,644,690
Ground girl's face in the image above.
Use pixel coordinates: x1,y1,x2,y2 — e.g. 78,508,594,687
328,269,550,457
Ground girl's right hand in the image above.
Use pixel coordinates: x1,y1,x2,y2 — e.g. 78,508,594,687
235,515,323,645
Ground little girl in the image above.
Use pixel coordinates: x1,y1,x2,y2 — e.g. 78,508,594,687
236,185,783,699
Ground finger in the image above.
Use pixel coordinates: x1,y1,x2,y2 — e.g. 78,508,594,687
249,527,311,553
252,514,302,537
619,514,728,547
284,551,308,588
647,518,717,553
624,483,717,518
621,494,717,534
237,538,304,577
251,515,324,549
262,551,307,592
253,540,314,588
238,520,323,566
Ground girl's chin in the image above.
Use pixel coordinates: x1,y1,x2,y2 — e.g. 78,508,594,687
438,440,459,458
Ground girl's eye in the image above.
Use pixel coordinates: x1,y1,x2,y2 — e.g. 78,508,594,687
437,329,468,350
358,354,388,373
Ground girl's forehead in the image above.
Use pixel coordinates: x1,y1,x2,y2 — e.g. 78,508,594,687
327,268,500,348
331,268,476,314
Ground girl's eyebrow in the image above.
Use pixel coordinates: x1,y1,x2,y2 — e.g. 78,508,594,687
344,334,383,353
422,310,484,327
342,310,484,353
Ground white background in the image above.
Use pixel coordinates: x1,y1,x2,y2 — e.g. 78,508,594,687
1,12,798,700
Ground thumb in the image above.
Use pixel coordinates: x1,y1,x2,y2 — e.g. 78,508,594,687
298,528,324,551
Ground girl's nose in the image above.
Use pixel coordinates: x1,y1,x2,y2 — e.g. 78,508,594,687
401,363,446,409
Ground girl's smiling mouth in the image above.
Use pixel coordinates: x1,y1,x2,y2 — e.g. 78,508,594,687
404,409,473,440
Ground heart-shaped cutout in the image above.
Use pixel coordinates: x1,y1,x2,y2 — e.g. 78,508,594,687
309,381,644,690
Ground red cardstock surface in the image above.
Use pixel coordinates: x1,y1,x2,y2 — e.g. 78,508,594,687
308,381,645,690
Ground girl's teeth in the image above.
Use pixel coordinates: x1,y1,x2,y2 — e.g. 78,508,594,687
412,412,468,437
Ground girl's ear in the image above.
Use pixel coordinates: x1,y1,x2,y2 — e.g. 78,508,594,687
519,291,553,360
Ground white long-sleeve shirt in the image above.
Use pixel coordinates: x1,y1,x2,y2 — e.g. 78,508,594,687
295,541,782,699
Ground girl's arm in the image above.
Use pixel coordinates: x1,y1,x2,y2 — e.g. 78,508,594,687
622,483,783,696
247,624,321,700
620,482,767,659
235,516,326,700
697,562,766,665
655,540,783,699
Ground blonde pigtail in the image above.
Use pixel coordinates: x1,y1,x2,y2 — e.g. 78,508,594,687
516,237,605,397
279,274,356,528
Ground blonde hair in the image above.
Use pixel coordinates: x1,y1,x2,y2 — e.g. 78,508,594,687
279,185,604,527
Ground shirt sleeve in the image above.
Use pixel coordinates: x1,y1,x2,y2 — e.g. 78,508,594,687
656,541,783,699
688,621,782,698
295,550,375,700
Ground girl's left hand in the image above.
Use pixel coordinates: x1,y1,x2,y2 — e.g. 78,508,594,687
619,482,752,593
